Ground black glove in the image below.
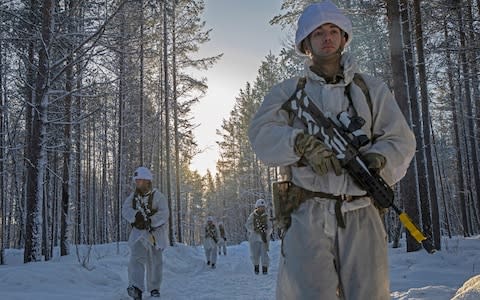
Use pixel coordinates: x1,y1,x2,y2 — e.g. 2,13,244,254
224,237,227,241
261,232,267,244
132,211,148,230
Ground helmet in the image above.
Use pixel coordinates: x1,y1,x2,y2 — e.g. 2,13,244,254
295,0,353,55
255,199,266,208
133,167,153,181
207,216,214,222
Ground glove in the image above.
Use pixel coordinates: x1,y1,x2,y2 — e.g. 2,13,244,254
261,232,267,244
363,153,386,172
224,237,227,241
132,211,150,230
295,133,342,176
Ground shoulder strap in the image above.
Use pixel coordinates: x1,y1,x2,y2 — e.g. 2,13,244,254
132,192,138,209
149,190,155,210
352,73,373,115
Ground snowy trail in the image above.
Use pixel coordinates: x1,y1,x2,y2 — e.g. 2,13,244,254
159,242,277,300
1,237,480,299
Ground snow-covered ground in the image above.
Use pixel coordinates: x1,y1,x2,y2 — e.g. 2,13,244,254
0,236,479,299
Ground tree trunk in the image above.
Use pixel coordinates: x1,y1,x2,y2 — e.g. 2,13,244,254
0,30,4,265
457,0,475,236
116,6,126,251
445,20,469,236
102,99,108,244
24,0,54,263
61,0,75,255
171,0,182,244
413,0,440,249
139,0,145,166
163,0,174,246
385,0,421,252
467,0,480,231
398,0,433,250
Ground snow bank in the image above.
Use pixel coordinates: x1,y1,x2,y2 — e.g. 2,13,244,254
452,275,480,300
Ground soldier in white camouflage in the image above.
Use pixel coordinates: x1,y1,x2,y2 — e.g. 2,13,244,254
217,222,227,256
203,216,219,269
248,1,416,299
122,167,169,299
245,199,272,275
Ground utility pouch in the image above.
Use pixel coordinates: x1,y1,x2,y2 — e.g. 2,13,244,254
272,180,295,231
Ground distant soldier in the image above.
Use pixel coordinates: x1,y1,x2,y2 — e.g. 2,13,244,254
122,167,169,299
204,216,219,269
217,222,227,256
245,199,272,275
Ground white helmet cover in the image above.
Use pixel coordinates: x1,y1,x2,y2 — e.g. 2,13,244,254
255,199,266,208
133,166,153,181
295,0,353,55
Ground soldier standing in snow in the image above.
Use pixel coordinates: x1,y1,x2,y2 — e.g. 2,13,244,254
217,222,227,256
122,167,169,299
204,216,218,268
245,199,272,275
248,1,416,299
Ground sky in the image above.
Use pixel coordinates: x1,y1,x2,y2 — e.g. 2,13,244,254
1,236,479,299
189,0,288,176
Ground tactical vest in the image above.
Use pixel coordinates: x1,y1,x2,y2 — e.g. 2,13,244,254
131,190,157,216
279,73,372,182
253,211,268,234
205,224,218,241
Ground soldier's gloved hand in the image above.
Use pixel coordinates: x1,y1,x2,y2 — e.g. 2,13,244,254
363,153,386,172
133,211,147,230
294,133,342,176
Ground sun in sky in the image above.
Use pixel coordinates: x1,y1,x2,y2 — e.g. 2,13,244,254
189,0,287,176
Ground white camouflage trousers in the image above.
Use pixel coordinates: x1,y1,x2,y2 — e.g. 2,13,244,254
128,240,163,293
217,239,227,255
249,240,269,267
205,244,217,264
276,198,390,300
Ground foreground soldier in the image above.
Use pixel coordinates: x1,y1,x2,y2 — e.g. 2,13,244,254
248,1,415,299
122,167,169,299
245,199,272,275
204,216,219,269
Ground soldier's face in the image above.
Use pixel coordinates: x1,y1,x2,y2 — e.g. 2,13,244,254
306,23,346,57
256,206,265,213
135,179,150,191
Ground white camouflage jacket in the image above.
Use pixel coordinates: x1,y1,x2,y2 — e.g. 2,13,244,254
248,53,416,212
122,188,169,250
245,210,273,244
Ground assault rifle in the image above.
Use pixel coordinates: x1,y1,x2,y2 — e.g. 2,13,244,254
282,79,435,254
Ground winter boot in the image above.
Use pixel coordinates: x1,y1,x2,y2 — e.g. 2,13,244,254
127,285,142,300
150,289,160,297
211,263,216,269
254,265,259,275
207,260,210,265
262,266,268,275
